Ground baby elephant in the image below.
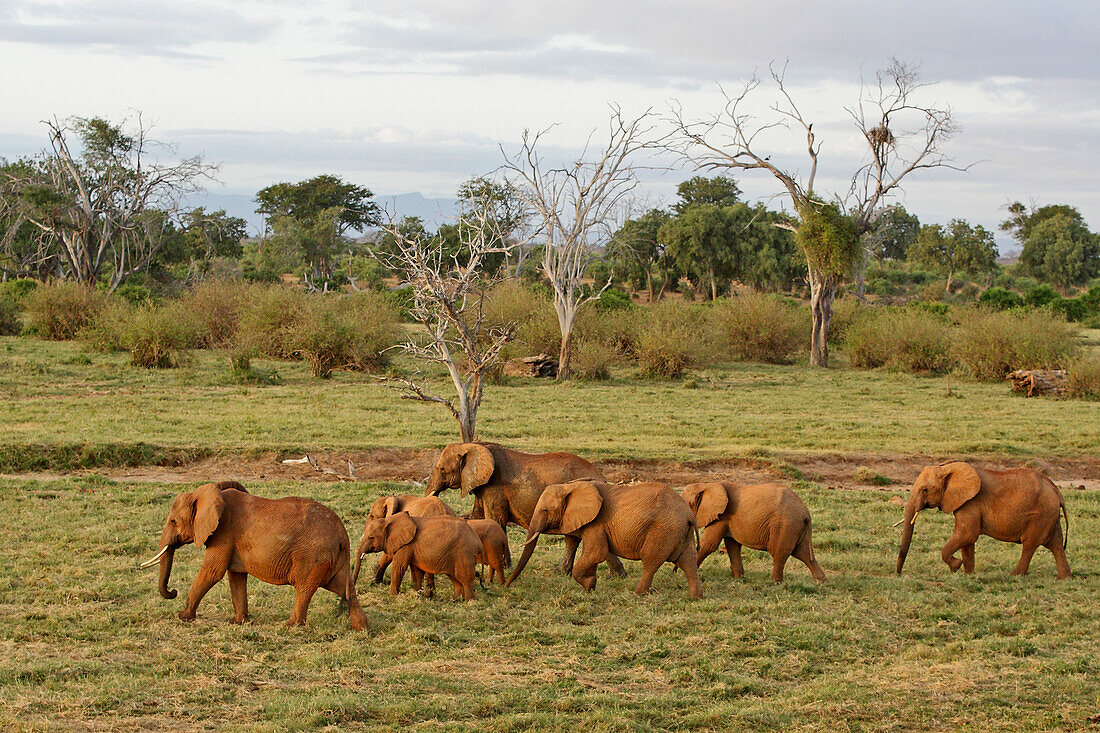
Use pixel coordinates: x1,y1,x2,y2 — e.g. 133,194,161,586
352,493,455,586
681,481,826,583
141,480,367,630
359,513,482,601
897,462,1071,579
507,480,702,599
466,519,512,585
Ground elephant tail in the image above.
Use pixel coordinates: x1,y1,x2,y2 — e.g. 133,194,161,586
1061,499,1069,550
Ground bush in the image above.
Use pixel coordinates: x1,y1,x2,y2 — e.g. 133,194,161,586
709,293,809,364
78,300,136,352
575,306,638,359
24,282,106,340
635,301,705,378
953,307,1080,381
124,304,199,368
0,278,38,305
978,287,1024,310
1066,355,1100,400
114,282,154,304
179,280,253,348
236,286,308,359
570,339,615,380
1025,283,1060,308
484,281,560,360
844,307,953,374
595,288,635,311
0,298,20,336
289,292,398,378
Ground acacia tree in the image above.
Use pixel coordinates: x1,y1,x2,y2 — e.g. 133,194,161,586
1,116,216,289
607,207,672,301
373,202,526,442
665,60,963,366
907,219,997,292
456,176,533,278
503,108,650,379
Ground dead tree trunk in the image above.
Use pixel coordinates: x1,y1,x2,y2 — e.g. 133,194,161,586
809,271,835,367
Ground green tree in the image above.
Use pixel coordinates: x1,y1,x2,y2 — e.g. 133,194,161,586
1018,213,1099,293
0,116,216,289
1000,202,1085,244
255,175,379,281
672,175,742,212
660,204,740,300
607,208,672,301
157,207,247,269
872,206,921,260
906,219,997,292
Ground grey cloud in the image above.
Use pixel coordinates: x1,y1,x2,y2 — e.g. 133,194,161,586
0,1,278,57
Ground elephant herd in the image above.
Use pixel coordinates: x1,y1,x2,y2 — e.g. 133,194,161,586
141,443,1073,631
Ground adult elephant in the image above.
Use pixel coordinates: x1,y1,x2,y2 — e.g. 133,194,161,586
141,480,367,629
426,442,625,578
896,462,1071,579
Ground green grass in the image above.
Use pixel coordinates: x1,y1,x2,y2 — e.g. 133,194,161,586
0,477,1097,731
1,337,1098,469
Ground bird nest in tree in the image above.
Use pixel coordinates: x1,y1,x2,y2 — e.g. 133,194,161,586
868,125,895,147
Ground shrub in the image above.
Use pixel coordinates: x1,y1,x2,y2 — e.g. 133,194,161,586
124,304,199,368
0,299,20,336
635,301,705,378
866,278,897,296
289,292,398,378
978,287,1024,310
1066,355,1100,401
114,282,154,304
24,282,106,340
484,281,560,359
844,307,953,374
78,300,136,352
709,293,809,364
953,307,1080,381
236,286,307,359
179,280,253,348
575,306,638,359
854,466,894,486
827,298,865,345
1024,283,1060,308
595,288,634,311
0,278,38,305
570,339,615,380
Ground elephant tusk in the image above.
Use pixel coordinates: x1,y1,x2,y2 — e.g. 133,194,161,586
522,534,540,548
910,513,919,526
139,545,169,569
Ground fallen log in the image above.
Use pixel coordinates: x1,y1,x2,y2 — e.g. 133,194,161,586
1007,369,1068,398
502,354,558,378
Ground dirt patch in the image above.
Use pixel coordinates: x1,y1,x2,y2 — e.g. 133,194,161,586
7,448,1097,492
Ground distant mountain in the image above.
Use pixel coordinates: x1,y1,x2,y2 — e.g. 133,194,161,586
187,191,458,236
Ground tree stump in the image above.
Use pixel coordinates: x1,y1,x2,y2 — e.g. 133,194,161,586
502,354,558,378
1007,369,1068,397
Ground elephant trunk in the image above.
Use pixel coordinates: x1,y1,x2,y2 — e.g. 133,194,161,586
158,546,177,599
896,488,924,574
505,516,546,588
351,535,370,586
425,468,444,496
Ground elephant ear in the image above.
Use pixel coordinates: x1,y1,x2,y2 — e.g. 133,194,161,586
459,443,495,497
384,513,418,556
693,483,730,527
940,462,982,513
192,482,227,547
383,496,402,517
559,481,604,535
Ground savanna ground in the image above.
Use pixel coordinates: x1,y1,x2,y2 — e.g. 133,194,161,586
1,336,1098,731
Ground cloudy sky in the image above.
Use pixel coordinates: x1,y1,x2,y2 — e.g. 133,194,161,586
2,1,1098,248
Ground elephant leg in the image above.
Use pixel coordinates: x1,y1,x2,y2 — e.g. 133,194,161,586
228,570,249,624
634,559,661,596
770,554,787,583
372,553,393,584
674,545,703,600
792,535,826,582
390,556,409,596
696,523,724,567
571,534,604,592
940,529,972,573
287,583,319,626
606,553,627,578
323,571,368,631
410,566,424,592
723,537,744,578
1044,534,1071,580
557,535,580,574
960,544,976,574
179,557,227,621
1012,538,1042,577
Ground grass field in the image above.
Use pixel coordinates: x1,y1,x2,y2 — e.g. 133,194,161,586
2,337,1098,468
1,476,1098,731
1,334,1099,731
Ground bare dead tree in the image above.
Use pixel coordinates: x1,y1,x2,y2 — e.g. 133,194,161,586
373,202,528,442
3,115,216,290
663,60,965,366
502,107,652,380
